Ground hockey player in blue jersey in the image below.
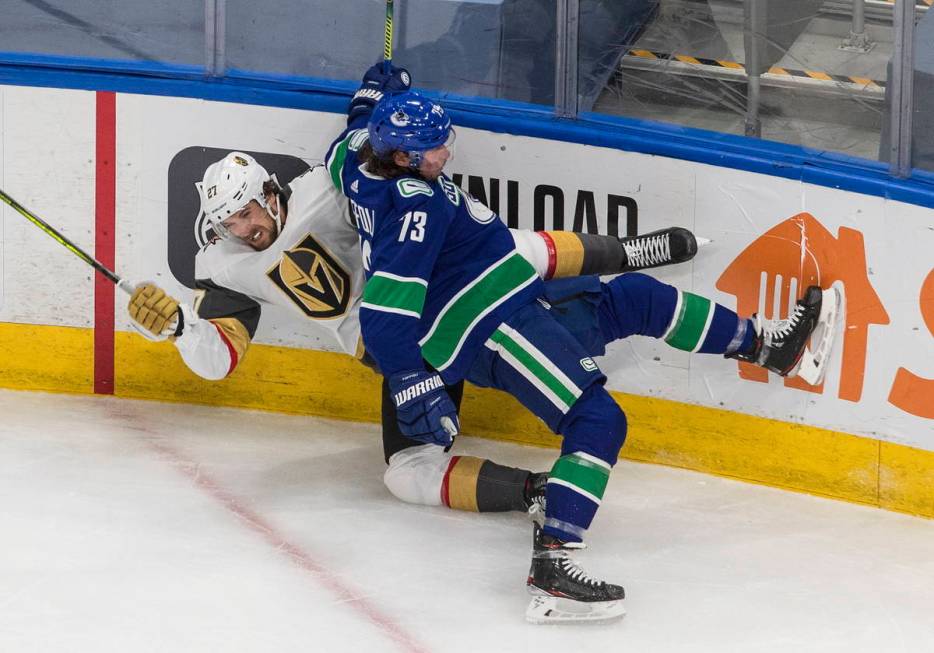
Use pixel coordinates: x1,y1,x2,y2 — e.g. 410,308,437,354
326,65,839,624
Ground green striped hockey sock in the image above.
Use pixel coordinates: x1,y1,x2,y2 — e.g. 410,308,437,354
662,291,755,354
543,452,612,542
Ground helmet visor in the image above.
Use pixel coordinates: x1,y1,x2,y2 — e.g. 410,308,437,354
407,128,457,168
443,128,457,162
209,206,252,242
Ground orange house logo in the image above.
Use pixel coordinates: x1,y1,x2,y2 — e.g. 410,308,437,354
717,212,889,401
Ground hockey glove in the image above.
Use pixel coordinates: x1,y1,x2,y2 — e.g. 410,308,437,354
348,62,412,122
128,283,183,341
389,370,460,447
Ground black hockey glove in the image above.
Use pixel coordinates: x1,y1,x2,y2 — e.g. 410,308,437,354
348,62,412,122
389,370,459,447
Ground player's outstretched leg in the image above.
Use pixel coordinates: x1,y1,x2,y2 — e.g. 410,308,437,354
596,273,841,383
516,227,700,281
597,272,756,355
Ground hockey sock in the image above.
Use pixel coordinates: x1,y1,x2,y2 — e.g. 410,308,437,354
662,290,756,354
538,231,625,279
734,317,757,355
441,456,532,512
543,452,611,543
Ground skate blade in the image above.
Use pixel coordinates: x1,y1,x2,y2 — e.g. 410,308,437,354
695,236,712,248
525,595,626,625
795,286,844,386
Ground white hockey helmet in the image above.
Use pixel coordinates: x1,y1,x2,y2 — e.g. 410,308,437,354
195,152,282,241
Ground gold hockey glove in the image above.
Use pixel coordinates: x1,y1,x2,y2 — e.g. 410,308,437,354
128,283,180,337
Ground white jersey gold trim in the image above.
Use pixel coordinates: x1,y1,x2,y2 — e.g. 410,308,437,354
194,166,364,356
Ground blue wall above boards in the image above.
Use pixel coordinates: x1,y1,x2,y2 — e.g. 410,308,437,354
2,53,934,210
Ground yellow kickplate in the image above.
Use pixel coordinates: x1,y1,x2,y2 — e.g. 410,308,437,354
0,322,93,393
880,442,934,518
114,331,382,422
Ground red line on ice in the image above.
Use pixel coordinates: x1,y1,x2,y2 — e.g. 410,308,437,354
141,434,431,653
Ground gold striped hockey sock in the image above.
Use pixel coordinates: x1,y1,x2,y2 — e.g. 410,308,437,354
538,231,625,279
441,456,532,512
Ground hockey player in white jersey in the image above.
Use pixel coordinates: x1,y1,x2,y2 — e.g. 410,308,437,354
127,148,701,516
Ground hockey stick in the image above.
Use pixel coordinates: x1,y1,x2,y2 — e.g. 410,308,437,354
382,0,394,74
0,188,134,295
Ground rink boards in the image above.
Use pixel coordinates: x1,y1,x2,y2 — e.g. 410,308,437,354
0,85,931,516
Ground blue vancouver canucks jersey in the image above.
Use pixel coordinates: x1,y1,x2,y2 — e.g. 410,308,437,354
325,124,544,383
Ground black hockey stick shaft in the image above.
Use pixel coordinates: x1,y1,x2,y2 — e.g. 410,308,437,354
383,0,394,74
0,188,134,295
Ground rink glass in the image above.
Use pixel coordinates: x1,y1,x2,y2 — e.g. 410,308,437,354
1,0,932,176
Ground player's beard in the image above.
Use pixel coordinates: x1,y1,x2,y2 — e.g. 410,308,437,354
248,200,285,251
247,222,276,251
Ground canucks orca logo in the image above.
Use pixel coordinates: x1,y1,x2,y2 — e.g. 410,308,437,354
267,234,351,319
390,111,411,127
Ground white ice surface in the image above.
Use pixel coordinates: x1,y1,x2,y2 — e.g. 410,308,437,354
1,389,933,653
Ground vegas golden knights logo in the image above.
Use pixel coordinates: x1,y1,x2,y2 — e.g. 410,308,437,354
267,234,351,319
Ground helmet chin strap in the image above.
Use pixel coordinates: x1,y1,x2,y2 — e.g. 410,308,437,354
265,203,283,236
261,174,284,236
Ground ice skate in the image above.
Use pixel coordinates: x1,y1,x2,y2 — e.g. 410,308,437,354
729,285,842,385
525,506,625,625
523,472,548,511
620,227,699,272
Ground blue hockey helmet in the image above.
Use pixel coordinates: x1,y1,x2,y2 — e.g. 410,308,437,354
367,91,453,167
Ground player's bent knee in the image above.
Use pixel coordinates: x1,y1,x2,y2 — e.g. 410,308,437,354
602,272,679,339
559,385,628,466
630,273,679,332
383,444,449,507
595,392,628,460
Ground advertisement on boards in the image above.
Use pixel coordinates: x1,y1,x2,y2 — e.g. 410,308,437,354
134,98,934,448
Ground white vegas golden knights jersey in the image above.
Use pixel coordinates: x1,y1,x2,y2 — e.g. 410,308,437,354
194,164,365,357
